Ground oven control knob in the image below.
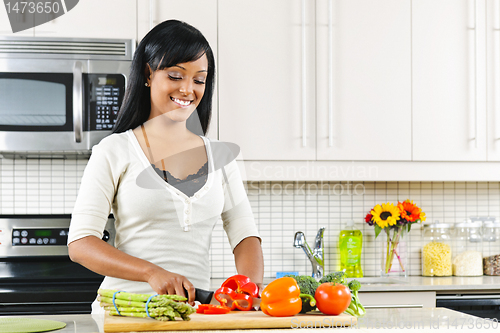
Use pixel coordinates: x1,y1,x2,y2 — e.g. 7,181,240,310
102,230,110,242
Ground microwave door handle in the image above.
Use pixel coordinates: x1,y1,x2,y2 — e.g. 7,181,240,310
73,61,83,143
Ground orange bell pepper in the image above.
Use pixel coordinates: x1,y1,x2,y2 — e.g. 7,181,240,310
260,277,316,317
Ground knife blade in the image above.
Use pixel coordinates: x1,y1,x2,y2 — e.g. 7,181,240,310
184,287,261,308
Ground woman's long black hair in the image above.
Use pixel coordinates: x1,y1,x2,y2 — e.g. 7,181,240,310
112,20,215,136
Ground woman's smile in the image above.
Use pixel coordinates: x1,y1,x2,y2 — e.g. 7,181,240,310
170,96,193,107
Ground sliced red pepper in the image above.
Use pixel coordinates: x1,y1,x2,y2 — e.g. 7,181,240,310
220,274,259,298
214,287,253,311
196,304,231,314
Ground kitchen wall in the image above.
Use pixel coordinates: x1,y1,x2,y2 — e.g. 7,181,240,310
1,157,499,278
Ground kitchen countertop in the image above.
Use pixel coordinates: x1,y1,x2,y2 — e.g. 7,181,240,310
211,276,500,293
4,308,495,332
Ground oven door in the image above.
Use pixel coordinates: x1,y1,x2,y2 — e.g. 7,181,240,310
437,294,500,321
0,59,90,153
0,256,104,315
0,59,129,156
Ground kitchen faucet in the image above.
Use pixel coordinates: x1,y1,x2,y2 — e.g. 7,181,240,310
293,227,325,280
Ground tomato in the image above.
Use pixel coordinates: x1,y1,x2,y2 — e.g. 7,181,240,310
196,304,231,314
314,283,351,315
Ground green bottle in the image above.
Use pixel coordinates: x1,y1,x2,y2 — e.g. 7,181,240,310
339,220,363,278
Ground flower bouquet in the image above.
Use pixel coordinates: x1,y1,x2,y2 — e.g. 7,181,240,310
365,200,426,276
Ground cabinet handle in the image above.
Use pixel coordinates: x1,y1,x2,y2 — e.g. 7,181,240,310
302,0,307,147
73,61,83,144
496,0,500,142
473,0,478,148
328,0,334,147
364,304,424,309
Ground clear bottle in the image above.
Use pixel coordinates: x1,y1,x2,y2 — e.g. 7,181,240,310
422,221,453,276
452,220,483,276
339,220,363,278
483,219,500,276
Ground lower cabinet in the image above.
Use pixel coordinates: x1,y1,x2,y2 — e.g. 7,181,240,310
358,291,436,308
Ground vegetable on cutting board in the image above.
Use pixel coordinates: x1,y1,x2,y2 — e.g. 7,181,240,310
314,283,351,315
214,274,259,311
284,274,319,313
320,270,366,317
196,304,231,314
260,277,315,317
98,289,195,321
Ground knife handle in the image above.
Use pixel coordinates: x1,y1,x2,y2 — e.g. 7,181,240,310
183,287,214,304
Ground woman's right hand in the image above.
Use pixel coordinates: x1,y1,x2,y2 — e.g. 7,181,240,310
147,267,195,305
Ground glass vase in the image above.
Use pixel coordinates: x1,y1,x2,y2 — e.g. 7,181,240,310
380,226,409,277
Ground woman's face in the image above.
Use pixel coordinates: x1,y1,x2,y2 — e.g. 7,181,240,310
146,54,208,123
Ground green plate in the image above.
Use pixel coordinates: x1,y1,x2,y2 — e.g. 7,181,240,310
0,318,67,333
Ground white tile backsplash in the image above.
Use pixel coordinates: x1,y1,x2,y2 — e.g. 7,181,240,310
1,157,500,279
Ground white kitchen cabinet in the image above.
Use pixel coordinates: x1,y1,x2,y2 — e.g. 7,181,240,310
218,0,316,160
486,0,500,161
412,0,488,161
137,0,218,140
316,0,412,161
0,5,34,36
33,0,137,40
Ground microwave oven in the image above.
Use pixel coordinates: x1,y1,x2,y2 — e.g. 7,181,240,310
0,37,134,158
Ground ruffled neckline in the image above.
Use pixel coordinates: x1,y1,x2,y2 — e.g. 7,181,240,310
151,161,209,184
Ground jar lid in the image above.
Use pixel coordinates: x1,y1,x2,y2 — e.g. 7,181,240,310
484,221,500,228
455,221,482,228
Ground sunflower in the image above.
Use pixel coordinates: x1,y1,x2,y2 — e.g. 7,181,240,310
371,203,400,229
398,200,426,223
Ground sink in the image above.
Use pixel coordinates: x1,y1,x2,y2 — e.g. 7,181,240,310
347,277,409,285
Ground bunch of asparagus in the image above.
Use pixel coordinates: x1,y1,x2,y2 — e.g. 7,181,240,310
98,289,195,321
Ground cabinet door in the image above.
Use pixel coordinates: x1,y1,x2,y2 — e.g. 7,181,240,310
33,0,137,40
316,0,412,161
0,4,34,36
218,0,316,160
487,0,500,160
137,0,218,140
413,0,487,161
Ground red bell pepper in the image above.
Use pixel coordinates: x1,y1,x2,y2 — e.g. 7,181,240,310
214,287,253,311
214,275,259,311
220,274,259,297
196,304,231,314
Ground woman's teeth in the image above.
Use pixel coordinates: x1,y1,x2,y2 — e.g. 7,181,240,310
171,97,192,107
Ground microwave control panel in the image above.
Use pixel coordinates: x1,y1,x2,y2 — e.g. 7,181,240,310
88,74,126,131
11,228,69,246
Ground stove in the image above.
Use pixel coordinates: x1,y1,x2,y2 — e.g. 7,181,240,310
0,214,115,315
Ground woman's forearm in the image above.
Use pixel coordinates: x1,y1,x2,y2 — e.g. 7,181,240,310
68,235,158,282
233,236,264,291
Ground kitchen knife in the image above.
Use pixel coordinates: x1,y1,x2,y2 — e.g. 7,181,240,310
184,287,261,307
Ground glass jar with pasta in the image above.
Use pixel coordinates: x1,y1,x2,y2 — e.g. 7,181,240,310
422,222,452,276
452,220,483,276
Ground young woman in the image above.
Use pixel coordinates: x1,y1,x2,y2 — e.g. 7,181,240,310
67,20,264,312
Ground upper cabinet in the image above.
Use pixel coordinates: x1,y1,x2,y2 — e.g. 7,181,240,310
137,0,218,140
218,0,411,161
316,0,411,161
486,0,500,161
218,0,316,160
412,0,488,161
33,0,137,39
0,5,34,36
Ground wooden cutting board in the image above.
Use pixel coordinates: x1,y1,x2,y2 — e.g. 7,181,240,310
104,311,357,331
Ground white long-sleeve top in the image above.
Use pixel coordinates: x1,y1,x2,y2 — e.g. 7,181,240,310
68,129,260,293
